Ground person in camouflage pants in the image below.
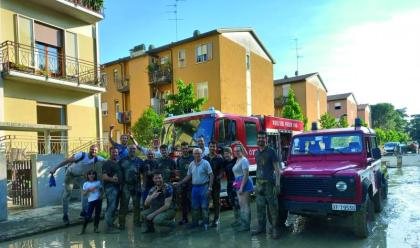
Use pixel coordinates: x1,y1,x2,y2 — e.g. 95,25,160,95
251,131,282,239
118,145,144,229
176,142,194,225
142,171,176,233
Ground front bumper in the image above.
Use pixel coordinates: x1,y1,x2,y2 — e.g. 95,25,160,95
284,201,362,216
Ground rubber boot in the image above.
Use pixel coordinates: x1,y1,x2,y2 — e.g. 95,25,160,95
251,222,266,236
202,207,210,231
187,209,200,229
94,225,99,233
80,223,87,235
235,211,250,232
231,208,241,228
272,227,280,239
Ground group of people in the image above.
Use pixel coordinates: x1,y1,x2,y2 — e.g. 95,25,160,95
50,126,283,239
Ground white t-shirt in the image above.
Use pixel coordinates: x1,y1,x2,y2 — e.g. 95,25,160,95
73,152,105,165
83,180,101,202
232,157,250,178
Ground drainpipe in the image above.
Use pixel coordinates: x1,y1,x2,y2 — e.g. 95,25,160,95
120,62,126,133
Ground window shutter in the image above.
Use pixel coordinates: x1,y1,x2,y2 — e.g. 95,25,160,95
207,42,212,60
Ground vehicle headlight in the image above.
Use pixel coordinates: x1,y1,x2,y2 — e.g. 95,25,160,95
336,181,348,192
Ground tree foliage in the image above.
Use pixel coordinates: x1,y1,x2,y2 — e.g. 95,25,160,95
282,89,305,122
319,112,337,129
375,128,410,145
409,115,420,143
338,116,349,128
371,103,407,132
131,108,164,147
164,80,206,116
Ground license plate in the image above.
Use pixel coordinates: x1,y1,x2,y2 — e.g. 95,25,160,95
332,203,356,211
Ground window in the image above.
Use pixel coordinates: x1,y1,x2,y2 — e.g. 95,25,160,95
246,54,251,70
245,121,258,146
101,73,107,87
101,102,108,116
114,100,120,119
218,119,237,145
34,22,63,75
113,69,119,83
196,82,208,99
160,56,169,65
335,102,342,110
196,43,212,63
282,84,290,96
291,134,362,155
178,49,186,67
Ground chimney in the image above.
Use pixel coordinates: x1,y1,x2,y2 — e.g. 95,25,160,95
295,70,299,76
193,30,200,37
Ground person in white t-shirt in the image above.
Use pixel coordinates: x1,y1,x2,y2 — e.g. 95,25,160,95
197,136,209,158
50,144,105,226
80,170,102,234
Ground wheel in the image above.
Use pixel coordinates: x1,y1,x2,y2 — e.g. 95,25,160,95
373,187,384,213
353,193,375,238
382,177,388,200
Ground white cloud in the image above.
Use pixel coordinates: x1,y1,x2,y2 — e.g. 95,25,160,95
315,9,420,115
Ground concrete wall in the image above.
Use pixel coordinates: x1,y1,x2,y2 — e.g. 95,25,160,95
32,154,65,208
0,153,7,221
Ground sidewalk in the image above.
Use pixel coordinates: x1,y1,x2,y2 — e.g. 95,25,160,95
0,202,85,242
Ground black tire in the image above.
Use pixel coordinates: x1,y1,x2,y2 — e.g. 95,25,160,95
382,178,388,200
373,187,384,213
353,193,375,238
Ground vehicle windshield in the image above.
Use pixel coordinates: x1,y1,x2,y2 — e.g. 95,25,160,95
291,133,363,155
384,142,399,147
161,116,215,149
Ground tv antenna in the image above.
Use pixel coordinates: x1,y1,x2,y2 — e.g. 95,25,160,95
167,0,185,41
294,38,303,76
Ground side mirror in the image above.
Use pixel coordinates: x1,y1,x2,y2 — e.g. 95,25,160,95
372,148,382,160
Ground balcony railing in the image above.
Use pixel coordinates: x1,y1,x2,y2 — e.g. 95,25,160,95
115,77,129,93
149,69,172,85
117,111,131,124
274,96,289,108
0,41,104,88
64,0,104,15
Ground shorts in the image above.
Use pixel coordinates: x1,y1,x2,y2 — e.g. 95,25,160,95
233,176,254,192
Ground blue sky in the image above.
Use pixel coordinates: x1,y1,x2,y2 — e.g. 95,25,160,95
99,0,420,115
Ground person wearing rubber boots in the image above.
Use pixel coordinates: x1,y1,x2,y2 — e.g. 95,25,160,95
203,141,224,228
177,148,214,230
49,144,105,226
142,170,177,233
102,147,123,233
251,131,282,239
223,147,239,227
176,142,194,225
118,145,144,229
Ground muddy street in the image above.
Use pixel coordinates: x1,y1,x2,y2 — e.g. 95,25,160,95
1,155,419,248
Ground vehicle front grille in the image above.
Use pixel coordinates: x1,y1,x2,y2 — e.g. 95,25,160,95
283,176,332,197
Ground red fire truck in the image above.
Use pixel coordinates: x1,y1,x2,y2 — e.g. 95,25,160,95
160,108,304,196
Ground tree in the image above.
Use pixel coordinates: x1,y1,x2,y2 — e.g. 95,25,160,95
409,115,420,143
371,103,399,130
319,112,337,129
282,89,305,123
338,116,349,128
131,108,164,147
164,80,206,116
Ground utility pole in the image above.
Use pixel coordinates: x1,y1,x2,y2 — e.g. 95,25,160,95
167,0,185,41
294,38,302,76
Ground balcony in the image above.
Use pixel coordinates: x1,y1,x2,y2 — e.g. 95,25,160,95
274,96,289,108
0,41,105,93
114,77,130,93
25,0,104,24
117,111,131,124
148,64,172,85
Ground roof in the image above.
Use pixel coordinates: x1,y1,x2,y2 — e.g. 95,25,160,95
327,93,355,101
357,104,370,110
148,28,276,64
274,72,328,92
296,126,376,136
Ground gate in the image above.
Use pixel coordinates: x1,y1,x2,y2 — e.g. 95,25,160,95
9,160,33,207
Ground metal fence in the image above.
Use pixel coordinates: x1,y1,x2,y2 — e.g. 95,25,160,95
9,160,33,207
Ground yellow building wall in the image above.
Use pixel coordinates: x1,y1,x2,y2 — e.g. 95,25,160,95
218,36,246,114
67,96,98,139
250,51,274,115
305,81,327,124
170,35,221,111
101,63,125,136
128,56,151,124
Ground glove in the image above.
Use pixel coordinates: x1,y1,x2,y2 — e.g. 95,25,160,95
49,174,56,187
